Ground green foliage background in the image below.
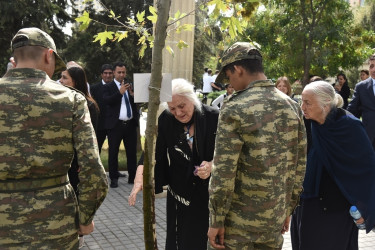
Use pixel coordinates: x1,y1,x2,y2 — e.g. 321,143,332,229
1,0,375,88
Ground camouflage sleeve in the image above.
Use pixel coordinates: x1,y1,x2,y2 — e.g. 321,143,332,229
72,93,108,225
209,107,243,228
287,108,307,215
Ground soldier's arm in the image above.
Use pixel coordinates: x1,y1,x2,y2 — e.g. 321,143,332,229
72,92,108,226
209,108,242,228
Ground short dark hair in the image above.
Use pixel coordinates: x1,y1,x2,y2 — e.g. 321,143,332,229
113,62,126,70
224,48,263,75
101,64,113,73
225,59,264,76
361,69,369,75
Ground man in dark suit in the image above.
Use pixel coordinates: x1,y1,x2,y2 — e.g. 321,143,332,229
348,53,375,149
103,62,139,187
90,64,113,153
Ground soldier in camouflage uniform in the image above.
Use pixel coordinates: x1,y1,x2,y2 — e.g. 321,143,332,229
0,27,108,249
207,42,306,249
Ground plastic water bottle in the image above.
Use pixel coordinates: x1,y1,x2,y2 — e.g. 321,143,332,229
349,206,366,230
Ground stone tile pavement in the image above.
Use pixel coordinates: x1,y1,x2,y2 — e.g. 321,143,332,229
81,171,375,250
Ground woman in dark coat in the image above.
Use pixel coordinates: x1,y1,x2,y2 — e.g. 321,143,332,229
335,73,351,109
291,81,375,250
154,78,219,250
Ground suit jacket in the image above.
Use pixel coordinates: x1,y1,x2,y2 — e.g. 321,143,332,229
347,78,375,143
103,81,139,130
90,81,107,131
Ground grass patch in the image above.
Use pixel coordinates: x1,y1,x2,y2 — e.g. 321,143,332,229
100,138,144,171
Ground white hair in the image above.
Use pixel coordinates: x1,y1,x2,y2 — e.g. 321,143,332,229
165,78,202,112
303,81,343,112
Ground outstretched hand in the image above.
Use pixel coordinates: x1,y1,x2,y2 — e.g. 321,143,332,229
128,165,144,206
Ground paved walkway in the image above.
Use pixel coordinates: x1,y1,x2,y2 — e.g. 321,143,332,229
81,172,375,249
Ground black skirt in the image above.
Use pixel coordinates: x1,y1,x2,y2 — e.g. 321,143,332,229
290,197,359,250
165,182,209,250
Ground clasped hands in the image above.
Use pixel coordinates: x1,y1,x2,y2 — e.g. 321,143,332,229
194,161,212,180
128,161,212,206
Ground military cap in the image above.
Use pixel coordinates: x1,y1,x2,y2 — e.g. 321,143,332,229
11,27,66,73
216,42,262,83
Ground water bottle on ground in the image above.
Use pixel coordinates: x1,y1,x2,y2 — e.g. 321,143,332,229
349,206,366,230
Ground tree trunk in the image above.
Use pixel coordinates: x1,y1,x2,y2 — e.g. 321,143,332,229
143,0,171,249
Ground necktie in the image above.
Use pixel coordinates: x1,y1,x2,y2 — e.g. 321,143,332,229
124,92,132,118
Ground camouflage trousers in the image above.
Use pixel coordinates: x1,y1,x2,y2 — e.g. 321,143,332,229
0,233,78,249
208,226,283,250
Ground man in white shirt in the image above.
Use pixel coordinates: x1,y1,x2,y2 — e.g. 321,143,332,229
103,62,139,187
211,84,234,110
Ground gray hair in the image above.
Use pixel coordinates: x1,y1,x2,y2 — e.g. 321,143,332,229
303,81,343,111
165,78,202,112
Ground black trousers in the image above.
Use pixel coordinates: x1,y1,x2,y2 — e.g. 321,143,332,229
107,119,137,182
96,129,107,154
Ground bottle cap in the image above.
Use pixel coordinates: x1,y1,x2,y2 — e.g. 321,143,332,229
350,206,357,212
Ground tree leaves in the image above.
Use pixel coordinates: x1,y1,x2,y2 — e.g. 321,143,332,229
93,31,114,46
75,11,91,31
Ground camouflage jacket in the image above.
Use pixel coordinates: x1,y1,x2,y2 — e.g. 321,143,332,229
209,79,306,232
0,68,108,245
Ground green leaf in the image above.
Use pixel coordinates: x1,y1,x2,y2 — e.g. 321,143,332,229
127,17,136,25
137,10,145,23
139,43,147,58
75,11,91,31
147,6,158,23
109,10,115,18
181,24,195,31
166,45,174,57
115,31,128,42
138,35,146,45
93,31,114,46
177,40,189,49
149,5,157,15
174,10,181,19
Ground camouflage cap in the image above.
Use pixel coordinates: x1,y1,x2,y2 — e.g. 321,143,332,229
216,42,262,83
11,27,66,74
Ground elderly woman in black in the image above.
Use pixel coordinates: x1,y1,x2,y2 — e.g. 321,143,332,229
154,78,219,250
291,81,375,250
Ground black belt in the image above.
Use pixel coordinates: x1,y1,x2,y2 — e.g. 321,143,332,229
0,174,69,193
119,119,132,125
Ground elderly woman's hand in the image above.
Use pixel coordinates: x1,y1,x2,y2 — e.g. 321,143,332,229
196,161,212,180
128,165,144,206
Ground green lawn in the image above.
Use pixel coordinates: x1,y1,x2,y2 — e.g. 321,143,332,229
99,138,144,171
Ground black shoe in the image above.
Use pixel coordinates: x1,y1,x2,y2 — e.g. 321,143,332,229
110,179,118,188
118,172,126,177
